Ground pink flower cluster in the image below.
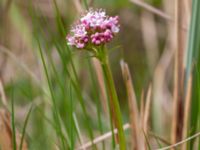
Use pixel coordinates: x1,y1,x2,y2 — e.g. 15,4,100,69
67,9,120,49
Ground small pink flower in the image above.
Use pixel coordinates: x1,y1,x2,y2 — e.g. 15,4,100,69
72,24,87,37
67,35,75,45
67,9,120,49
77,43,85,49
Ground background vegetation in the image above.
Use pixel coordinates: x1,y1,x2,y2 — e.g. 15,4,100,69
0,0,199,149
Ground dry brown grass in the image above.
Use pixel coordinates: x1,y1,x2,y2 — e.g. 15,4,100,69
120,60,145,150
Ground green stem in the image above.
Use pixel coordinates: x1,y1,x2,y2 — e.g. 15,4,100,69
99,47,126,150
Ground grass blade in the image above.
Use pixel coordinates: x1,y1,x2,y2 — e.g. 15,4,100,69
120,60,145,150
184,0,200,148
37,39,66,149
19,105,33,150
11,85,17,150
171,0,184,143
182,73,192,150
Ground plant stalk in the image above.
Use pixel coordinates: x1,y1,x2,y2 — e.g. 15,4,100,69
98,47,126,150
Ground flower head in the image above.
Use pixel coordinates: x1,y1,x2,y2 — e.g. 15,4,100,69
67,9,120,49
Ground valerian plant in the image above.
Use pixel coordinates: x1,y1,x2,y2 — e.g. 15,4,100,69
67,9,126,150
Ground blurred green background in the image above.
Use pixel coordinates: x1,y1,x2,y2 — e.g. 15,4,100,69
0,0,175,149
